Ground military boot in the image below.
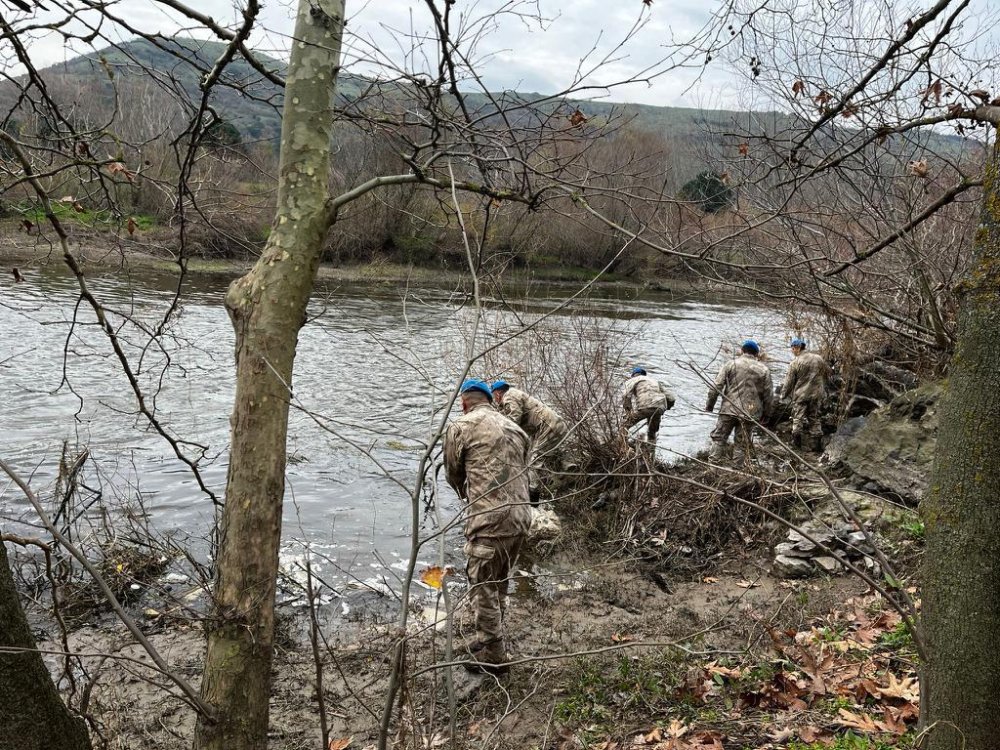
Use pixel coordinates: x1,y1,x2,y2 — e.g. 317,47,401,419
708,441,730,462
463,639,509,674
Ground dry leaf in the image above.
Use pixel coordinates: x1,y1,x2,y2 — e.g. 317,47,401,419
689,730,725,749
666,719,689,739
569,108,588,127
702,576,719,584
836,708,880,733
770,727,795,742
919,79,944,105
878,673,919,702
735,579,759,589
881,706,908,735
798,726,826,742
908,159,929,178
705,662,742,680
329,738,353,750
791,80,806,97
737,142,749,156
419,565,454,589
633,727,661,745
107,161,136,183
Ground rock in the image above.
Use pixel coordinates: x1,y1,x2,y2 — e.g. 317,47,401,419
841,382,942,503
822,416,867,465
801,524,836,544
813,556,843,574
844,395,882,419
773,555,814,578
854,361,920,402
861,555,882,575
846,531,876,553
786,529,818,551
774,542,811,558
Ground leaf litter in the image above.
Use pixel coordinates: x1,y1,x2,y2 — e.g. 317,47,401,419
577,593,919,749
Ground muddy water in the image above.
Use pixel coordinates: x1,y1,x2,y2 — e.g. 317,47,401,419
0,265,787,589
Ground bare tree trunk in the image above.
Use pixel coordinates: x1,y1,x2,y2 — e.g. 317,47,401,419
921,132,1000,750
193,1,344,748
0,542,92,750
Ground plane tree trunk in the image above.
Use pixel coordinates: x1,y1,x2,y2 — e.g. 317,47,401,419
193,2,344,748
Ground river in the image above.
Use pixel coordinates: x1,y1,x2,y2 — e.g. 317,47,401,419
0,264,788,590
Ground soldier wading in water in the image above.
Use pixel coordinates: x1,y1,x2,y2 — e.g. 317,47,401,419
780,337,831,452
705,340,773,461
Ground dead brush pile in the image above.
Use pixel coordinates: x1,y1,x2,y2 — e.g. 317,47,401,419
556,448,792,575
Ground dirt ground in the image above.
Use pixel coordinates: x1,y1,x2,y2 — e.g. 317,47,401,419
43,544,884,750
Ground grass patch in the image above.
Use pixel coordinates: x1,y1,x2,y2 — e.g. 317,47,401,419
18,201,157,230
877,621,915,650
554,651,681,729
899,518,925,541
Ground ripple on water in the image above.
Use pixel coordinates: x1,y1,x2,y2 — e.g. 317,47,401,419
1,268,789,588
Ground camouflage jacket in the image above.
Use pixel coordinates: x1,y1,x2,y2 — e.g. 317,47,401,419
498,388,564,437
781,351,830,403
622,375,676,413
444,403,532,539
706,354,774,420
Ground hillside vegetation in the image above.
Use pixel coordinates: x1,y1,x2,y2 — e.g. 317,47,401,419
0,36,977,278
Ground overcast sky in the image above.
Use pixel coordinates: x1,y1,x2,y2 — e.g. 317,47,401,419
16,0,754,110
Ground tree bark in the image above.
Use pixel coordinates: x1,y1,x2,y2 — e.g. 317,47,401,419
0,542,92,750
921,132,1000,750
193,1,344,748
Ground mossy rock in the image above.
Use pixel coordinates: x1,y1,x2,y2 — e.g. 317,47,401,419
841,382,943,503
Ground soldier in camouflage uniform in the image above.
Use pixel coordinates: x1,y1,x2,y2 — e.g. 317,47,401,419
622,366,676,444
780,338,831,451
444,379,531,671
490,380,568,504
705,340,773,460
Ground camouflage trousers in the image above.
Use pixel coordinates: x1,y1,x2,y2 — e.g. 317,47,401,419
626,406,666,442
790,398,823,438
710,415,755,458
464,534,524,649
528,417,568,493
